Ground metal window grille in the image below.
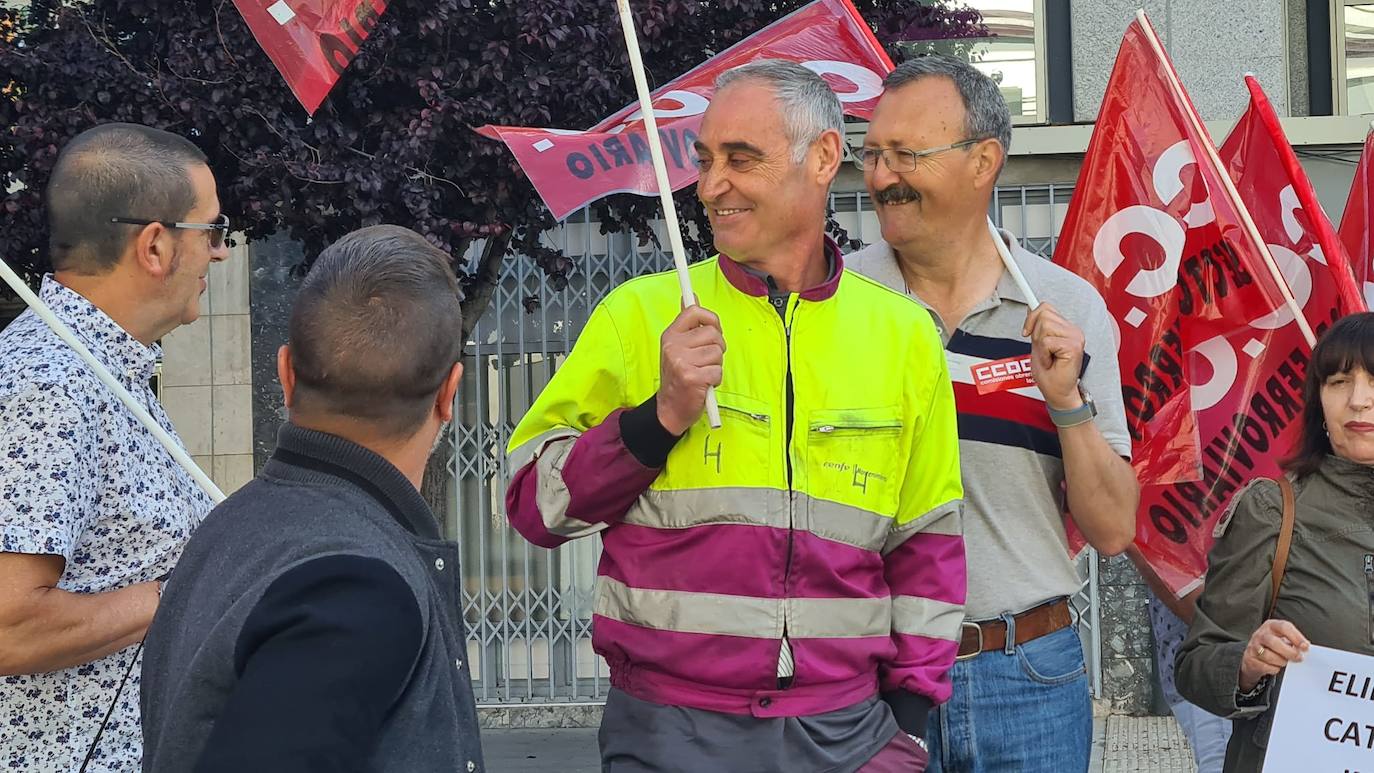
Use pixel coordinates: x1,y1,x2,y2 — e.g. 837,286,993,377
447,183,1101,706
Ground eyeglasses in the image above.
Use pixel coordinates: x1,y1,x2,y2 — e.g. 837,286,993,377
851,138,987,173
110,213,231,249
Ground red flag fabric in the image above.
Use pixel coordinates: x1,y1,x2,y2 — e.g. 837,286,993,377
233,0,388,114
1129,75,1356,594
1339,129,1374,309
476,0,894,221
1052,19,1305,594
1227,77,1365,316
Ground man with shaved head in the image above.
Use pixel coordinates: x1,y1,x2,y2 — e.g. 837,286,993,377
139,225,483,772
0,122,228,770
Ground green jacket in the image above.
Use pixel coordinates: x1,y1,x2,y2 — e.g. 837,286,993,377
1177,455,1374,772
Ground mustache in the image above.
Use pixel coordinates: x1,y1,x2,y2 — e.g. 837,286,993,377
874,185,920,206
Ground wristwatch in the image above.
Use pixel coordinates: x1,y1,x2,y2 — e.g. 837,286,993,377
1046,383,1097,429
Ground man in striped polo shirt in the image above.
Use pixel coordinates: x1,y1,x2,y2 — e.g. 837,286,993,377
506,60,965,772
848,56,1139,772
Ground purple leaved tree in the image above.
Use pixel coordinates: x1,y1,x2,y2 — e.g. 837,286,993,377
0,0,987,335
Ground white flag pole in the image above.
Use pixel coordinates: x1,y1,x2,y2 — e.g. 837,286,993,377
0,259,226,503
988,217,1040,308
614,0,721,428
1135,8,1316,348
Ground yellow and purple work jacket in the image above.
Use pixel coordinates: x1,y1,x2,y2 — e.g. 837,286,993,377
505,244,965,720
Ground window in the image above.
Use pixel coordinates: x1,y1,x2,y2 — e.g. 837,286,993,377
1335,1,1374,114
891,0,1048,124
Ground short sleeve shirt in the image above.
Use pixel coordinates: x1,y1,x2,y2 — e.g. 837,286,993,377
0,277,212,772
846,233,1131,619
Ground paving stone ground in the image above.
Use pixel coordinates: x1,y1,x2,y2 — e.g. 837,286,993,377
1090,716,1197,773
482,715,1199,772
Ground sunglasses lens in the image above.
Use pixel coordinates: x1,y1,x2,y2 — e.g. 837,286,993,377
213,215,229,249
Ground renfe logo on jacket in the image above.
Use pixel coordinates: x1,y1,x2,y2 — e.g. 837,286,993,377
970,355,1036,395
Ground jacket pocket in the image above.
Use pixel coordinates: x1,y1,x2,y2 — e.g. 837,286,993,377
801,407,905,538
659,390,776,491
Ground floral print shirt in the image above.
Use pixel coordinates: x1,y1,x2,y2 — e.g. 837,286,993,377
1147,588,1188,707
0,277,211,771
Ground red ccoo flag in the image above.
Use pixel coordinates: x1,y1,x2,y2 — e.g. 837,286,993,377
1053,16,1315,595
1225,76,1365,316
1339,127,1374,310
476,0,893,221
232,0,389,114
1122,73,1365,595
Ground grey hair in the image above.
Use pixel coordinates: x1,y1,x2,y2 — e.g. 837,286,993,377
714,59,844,164
883,55,1012,157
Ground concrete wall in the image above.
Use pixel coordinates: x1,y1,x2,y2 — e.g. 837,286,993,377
1072,0,1290,121
1287,0,1311,117
160,241,256,495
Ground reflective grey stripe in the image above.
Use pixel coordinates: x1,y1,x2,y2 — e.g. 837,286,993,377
596,576,783,638
625,488,893,552
786,596,891,638
597,576,895,640
513,429,603,539
623,487,790,530
891,596,964,641
507,427,580,475
883,499,962,555
803,495,894,551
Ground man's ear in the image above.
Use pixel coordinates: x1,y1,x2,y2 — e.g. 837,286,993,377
277,345,296,409
436,362,464,423
813,128,844,186
129,223,176,280
971,138,1006,190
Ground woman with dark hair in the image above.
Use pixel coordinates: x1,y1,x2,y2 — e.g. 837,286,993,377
1176,311,1374,771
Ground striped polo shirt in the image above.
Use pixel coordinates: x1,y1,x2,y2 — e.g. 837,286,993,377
848,230,1131,620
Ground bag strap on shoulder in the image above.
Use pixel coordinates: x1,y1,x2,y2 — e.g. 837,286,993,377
1268,476,1297,620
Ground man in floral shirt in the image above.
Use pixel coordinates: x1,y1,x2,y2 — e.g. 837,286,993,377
0,123,228,771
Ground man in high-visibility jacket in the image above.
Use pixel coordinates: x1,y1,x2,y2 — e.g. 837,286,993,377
505,60,965,772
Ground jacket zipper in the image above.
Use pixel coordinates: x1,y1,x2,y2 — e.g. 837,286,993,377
764,281,798,686
814,422,903,434
781,294,798,685
1365,554,1373,645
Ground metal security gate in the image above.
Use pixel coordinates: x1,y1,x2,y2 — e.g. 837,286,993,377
447,183,1102,706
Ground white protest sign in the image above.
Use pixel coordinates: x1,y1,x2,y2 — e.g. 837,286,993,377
1264,645,1374,771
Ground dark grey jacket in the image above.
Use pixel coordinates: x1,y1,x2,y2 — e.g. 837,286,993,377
1177,455,1374,772
140,425,482,772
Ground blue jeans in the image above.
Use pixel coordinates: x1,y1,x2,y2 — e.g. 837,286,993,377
926,624,1092,773
1169,699,1231,773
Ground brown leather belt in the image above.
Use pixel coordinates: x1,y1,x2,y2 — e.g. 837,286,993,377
956,598,1074,660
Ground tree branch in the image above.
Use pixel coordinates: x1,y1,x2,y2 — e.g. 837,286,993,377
460,230,513,343
214,0,240,70
344,146,466,195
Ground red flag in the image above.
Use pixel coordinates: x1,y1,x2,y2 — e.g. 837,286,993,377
1127,75,1358,594
233,0,388,114
1053,18,1309,594
1340,128,1374,309
1227,77,1365,315
476,0,894,221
